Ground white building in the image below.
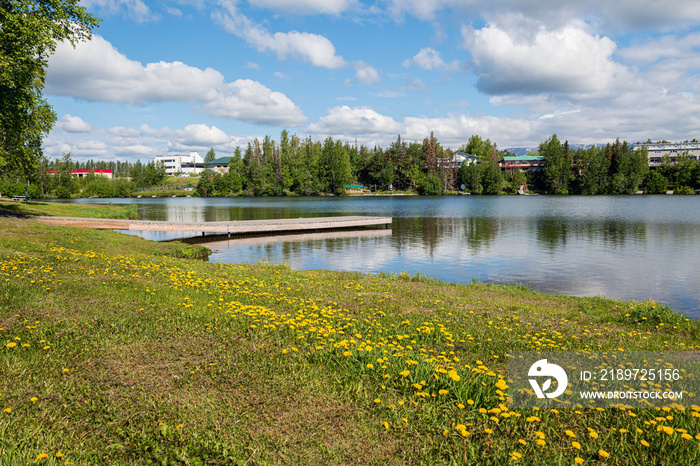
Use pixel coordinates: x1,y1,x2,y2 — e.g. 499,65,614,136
154,152,205,175
633,142,700,167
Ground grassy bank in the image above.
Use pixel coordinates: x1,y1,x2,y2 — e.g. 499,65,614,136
0,199,138,220
1,208,699,464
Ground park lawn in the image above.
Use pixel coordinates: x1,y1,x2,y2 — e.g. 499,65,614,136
1,210,699,465
0,199,138,220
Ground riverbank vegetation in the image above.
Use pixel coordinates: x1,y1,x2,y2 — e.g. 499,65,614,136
2,132,700,199
1,206,699,464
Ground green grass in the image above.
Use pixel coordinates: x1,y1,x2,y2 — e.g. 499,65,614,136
1,211,699,465
0,200,138,219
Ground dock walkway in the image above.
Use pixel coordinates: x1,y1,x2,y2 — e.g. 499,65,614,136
35,215,392,238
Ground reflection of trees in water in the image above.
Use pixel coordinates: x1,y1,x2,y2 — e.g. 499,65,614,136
535,218,648,252
392,216,500,257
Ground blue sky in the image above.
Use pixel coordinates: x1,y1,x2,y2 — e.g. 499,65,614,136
43,0,700,162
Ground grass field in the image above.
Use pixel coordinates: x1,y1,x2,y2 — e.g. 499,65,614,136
0,200,139,220
1,203,699,465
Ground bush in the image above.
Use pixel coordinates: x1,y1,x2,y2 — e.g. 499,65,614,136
54,186,71,198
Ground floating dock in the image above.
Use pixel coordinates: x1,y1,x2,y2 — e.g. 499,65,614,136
35,215,392,240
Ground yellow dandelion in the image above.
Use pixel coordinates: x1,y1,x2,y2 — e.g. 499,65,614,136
467,399,474,405
599,450,609,458
3,408,10,414
399,370,410,377
484,428,493,434
565,430,576,438
374,398,381,404
589,430,599,439
536,439,546,446
572,441,581,450
438,389,448,395
526,416,540,422
36,453,48,460
5,342,16,348
383,421,389,430
518,439,527,445
56,452,65,458
574,458,584,464
682,433,692,440
535,431,545,439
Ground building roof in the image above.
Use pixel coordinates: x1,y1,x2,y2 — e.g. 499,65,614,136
345,185,364,189
502,156,544,162
204,157,234,166
72,169,113,174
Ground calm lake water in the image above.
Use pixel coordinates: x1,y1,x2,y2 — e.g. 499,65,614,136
58,196,700,318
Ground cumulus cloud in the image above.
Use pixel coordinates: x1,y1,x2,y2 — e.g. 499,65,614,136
45,120,261,162
308,106,401,137
214,0,346,69
55,115,92,133
204,79,307,126
387,0,700,31
46,35,307,127
248,0,355,15
466,23,633,98
354,61,380,85
403,47,459,71
47,36,222,104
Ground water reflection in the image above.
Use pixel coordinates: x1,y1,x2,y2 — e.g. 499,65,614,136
52,196,700,317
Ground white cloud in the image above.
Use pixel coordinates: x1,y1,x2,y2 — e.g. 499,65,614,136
248,0,355,15
214,0,346,69
55,115,92,133
245,62,260,70
81,0,156,23
354,61,380,85
47,35,307,127
308,106,401,137
47,36,222,104
618,32,700,66
467,23,633,98
203,79,307,126
403,47,459,71
388,0,700,31
46,121,261,162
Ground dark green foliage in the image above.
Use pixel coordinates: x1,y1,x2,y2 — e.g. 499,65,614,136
417,172,442,195
0,1,99,177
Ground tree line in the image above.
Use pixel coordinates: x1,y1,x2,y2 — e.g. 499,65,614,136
2,131,700,199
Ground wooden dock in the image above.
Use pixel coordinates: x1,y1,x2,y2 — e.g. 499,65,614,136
35,215,392,238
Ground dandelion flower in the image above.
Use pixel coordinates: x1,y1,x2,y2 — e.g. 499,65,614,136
574,458,584,464
36,453,48,460
399,370,410,377
565,430,576,438
572,441,581,449
598,450,609,458
3,408,10,414
5,342,16,348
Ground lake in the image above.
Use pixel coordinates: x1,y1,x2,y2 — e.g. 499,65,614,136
57,195,700,318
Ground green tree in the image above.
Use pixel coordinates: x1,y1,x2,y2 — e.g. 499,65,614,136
204,148,216,163
0,1,99,176
541,134,570,194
